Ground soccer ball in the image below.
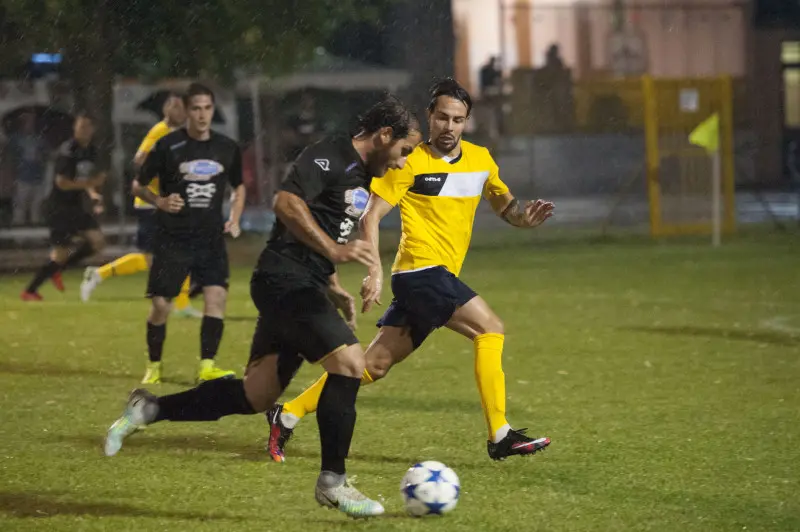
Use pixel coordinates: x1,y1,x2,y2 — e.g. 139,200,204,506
400,460,460,517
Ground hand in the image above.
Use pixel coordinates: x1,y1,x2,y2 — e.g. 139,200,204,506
328,284,357,331
157,193,184,213
521,199,554,228
88,190,102,202
330,239,376,268
92,203,105,216
224,219,241,238
360,268,383,313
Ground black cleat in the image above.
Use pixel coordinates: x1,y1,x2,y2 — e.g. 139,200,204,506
266,404,294,462
487,428,550,460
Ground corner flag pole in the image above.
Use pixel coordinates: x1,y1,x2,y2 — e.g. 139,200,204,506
689,113,721,247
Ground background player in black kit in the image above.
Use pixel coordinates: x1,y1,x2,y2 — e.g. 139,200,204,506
133,83,245,384
21,113,106,301
105,96,423,518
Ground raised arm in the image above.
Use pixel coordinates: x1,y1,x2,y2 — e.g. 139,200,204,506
489,193,554,228
483,151,554,228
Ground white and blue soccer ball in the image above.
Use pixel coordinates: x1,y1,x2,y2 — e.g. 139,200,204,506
400,460,460,517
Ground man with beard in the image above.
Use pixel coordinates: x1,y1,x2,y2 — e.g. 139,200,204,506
267,78,556,463
104,95,423,518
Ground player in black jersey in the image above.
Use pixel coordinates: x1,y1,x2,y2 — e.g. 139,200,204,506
21,112,106,301
105,96,423,518
133,83,245,384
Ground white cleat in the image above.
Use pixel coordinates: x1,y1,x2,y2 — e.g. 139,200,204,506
315,479,385,518
172,305,204,319
104,389,158,457
80,267,102,302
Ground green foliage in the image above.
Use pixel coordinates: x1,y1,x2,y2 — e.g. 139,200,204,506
4,0,394,79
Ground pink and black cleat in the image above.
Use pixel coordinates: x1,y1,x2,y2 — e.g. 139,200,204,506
487,428,550,460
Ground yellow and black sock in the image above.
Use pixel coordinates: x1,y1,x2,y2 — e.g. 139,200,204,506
282,369,373,426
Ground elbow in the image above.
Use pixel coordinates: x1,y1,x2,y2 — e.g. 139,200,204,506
272,190,295,221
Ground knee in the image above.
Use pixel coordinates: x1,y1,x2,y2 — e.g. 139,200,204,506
324,346,365,379
478,315,504,336
365,356,392,381
149,298,171,323
203,288,227,316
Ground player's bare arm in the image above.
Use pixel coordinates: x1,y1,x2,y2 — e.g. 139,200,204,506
490,193,554,228
54,171,105,191
135,185,182,213
358,193,394,312
224,184,246,238
132,150,148,168
273,190,375,268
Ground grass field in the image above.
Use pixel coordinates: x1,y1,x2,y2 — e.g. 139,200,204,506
1,229,799,531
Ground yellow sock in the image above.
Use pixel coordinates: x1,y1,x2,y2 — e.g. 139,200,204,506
474,333,509,441
96,253,148,280
283,369,373,419
174,276,192,311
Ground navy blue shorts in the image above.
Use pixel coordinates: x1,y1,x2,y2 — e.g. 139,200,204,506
377,266,477,349
135,209,157,253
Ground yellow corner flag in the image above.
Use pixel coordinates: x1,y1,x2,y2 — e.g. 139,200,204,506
689,113,719,154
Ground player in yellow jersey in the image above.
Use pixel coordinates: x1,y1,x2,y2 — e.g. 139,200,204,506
266,78,555,462
80,93,202,319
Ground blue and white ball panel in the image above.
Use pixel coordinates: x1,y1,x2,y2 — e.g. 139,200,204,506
400,460,461,517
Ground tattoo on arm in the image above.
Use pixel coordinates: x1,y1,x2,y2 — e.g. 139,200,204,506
501,198,526,227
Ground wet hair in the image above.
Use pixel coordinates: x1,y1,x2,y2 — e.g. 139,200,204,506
427,77,473,116
355,94,413,139
184,82,215,106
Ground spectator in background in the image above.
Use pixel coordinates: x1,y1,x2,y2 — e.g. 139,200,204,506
283,92,322,162
479,56,502,98
10,111,48,225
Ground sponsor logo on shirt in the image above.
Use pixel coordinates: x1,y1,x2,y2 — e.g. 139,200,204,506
344,187,369,218
186,182,217,209
180,159,224,182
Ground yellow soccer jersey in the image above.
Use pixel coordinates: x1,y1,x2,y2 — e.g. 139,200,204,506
133,120,172,209
371,140,509,277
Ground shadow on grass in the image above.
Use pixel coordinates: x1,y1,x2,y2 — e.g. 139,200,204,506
0,361,135,381
57,432,489,471
0,491,245,521
0,361,198,387
622,324,800,347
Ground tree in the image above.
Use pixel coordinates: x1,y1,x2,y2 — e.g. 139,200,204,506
3,0,392,169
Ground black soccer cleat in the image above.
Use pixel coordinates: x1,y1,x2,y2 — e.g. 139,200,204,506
266,403,294,463
487,428,550,460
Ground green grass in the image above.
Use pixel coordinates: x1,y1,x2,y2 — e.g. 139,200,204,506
1,229,800,531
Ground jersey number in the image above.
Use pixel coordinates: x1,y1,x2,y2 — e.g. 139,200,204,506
337,218,355,244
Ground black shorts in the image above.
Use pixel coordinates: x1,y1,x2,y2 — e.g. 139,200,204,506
248,270,358,366
377,266,477,349
48,209,99,247
135,209,157,253
146,233,229,299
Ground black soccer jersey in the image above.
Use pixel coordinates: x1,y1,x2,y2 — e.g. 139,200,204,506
139,129,242,236
50,139,99,210
259,136,370,281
